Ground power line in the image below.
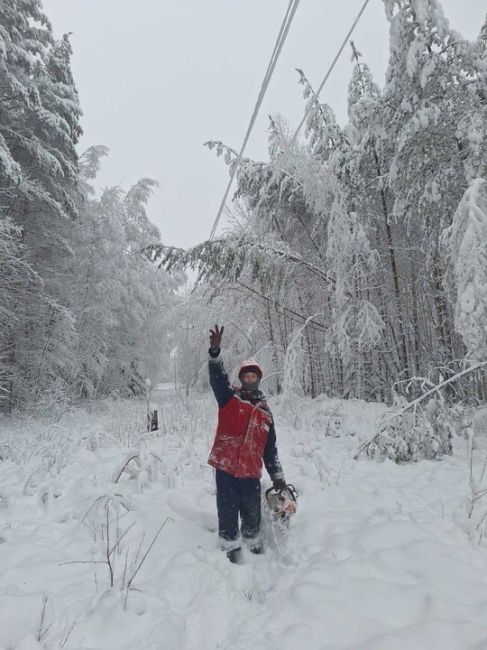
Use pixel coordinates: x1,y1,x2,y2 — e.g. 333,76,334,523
290,0,371,147
209,0,371,240
209,0,301,241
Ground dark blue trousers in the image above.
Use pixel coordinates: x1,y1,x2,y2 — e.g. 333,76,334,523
215,469,261,546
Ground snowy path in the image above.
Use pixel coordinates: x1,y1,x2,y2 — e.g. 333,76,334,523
1,396,487,649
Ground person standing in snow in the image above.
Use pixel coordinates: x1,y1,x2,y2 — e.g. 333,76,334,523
208,324,287,563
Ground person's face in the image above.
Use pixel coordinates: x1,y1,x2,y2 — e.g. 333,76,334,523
241,371,258,384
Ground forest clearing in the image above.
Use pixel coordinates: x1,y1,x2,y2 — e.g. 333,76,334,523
1,0,487,647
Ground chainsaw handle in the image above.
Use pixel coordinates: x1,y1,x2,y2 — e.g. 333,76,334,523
265,483,298,501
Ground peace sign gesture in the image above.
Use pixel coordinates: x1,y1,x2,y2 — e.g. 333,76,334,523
209,324,224,351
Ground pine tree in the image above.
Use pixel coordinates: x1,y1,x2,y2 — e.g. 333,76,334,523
0,1,83,408
0,2,81,232
0,0,51,188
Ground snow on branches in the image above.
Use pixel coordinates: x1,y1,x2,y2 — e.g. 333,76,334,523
443,178,487,361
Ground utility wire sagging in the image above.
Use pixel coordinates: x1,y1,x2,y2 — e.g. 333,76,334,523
208,0,301,241
209,0,372,240
290,0,371,146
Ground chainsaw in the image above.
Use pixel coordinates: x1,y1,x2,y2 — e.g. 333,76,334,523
265,484,298,521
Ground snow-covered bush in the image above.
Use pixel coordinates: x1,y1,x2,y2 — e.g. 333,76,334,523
112,449,163,492
365,399,454,462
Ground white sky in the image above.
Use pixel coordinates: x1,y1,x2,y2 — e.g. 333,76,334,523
42,0,485,247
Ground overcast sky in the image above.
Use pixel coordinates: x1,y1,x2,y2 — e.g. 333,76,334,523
42,0,485,247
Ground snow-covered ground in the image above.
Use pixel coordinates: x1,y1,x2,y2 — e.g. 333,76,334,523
1,393,487,650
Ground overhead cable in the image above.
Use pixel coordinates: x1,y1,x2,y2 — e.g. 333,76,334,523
290,0,371,147
209,0,301,241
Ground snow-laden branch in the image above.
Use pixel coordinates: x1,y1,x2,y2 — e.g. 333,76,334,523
354,361,487,460
143,233,335,288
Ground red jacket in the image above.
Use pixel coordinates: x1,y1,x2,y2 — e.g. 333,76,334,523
208,392,272,478
207,353,283,480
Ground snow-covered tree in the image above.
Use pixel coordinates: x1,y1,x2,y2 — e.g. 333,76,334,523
0,2,84,408
443,178,487,361
0,2,177,409
105,2,487,410
455,15,487,184
348,45,404,373
0,3,81,240
0,218,38,407
0,0,52,188
379,0,480,379
69,185,127,398
326,184,384,397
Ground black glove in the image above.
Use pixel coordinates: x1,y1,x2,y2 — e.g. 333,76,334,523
209,324,224,352
272,477,287,492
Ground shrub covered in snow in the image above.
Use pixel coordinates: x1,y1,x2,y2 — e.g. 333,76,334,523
364,398,455,462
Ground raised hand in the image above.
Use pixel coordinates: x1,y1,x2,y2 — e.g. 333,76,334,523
209,324,224,351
